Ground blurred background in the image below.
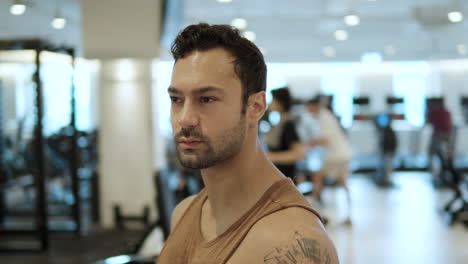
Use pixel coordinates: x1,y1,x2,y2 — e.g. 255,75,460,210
0,0,467,263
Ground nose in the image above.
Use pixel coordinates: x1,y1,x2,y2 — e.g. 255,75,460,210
178,101,199,128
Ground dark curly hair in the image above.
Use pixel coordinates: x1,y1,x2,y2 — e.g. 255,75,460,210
171,23,267,113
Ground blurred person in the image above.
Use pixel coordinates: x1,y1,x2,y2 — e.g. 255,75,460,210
322,94,334,113
264,87,306,181
374,113,397,187
157,23,338,264
426,100,453,154
306,97,352,225
294,103,321,186
426,100,454,187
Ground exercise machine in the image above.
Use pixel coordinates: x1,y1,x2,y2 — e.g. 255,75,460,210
0,39,84,252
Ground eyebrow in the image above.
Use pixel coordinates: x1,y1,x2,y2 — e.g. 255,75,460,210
167,86,226,96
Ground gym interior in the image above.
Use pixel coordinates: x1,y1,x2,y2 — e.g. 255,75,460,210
1,0,467,263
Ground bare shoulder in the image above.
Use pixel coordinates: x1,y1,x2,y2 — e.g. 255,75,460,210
170,195,197,232
228,207,339,264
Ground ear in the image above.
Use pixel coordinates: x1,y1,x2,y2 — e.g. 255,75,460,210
247,91,266,124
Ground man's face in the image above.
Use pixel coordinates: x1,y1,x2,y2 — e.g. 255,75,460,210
169,48,247,169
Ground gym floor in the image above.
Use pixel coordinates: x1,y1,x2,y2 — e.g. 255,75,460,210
0,228,144,264
322,172,468,264
0,172,466,264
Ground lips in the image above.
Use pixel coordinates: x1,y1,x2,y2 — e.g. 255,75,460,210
178,138,203,149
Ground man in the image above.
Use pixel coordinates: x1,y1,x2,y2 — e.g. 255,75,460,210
157,23,338,264
306,97,352,225
425,100,454,187
374,113,397,187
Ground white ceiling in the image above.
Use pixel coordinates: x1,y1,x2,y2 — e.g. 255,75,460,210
1,0,467,62
0,0,80,50
178,0,468,62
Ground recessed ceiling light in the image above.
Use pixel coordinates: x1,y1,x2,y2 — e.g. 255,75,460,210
217,0,232,3
323,46,336,57
448,11,464,23
10,1,26,15
51,17,67,29
457,44,467,55
384,45,396,56
344,15,360,26
334,30,348,41
243,31,256,42
231,18,248,30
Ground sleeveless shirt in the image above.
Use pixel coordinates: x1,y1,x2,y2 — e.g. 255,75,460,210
157,178,323,264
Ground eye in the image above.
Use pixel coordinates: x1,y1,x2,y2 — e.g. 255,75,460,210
170,96,182,104
200,97,216,103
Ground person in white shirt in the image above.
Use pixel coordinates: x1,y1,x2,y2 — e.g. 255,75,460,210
306,97,352,224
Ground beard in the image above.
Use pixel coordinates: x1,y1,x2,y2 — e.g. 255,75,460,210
174,117,246,169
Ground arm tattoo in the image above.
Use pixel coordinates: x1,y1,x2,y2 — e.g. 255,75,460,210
264,231,332,264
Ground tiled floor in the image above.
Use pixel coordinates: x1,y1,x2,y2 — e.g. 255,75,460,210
319,172,468,264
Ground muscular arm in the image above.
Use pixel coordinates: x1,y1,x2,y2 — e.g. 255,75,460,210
227,207,339,264
263,230,338,264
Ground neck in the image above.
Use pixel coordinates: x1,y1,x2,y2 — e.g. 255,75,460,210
200,137,283,235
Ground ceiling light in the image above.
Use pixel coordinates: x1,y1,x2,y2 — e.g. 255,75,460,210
51,17,67,30
10,1,26,15
448,11,464,23
457,44,467,55
384,45,396,56
217,0,232,3
334,30,348,41
231,18,248,30
344,15,360,26
243,31,256,42
323,46,336,57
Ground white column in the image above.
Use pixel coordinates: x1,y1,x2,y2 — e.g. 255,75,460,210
97,59,155,227
151,61,168,170
81,0,163,227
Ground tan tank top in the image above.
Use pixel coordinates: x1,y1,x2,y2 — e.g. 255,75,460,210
157,178,323,264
